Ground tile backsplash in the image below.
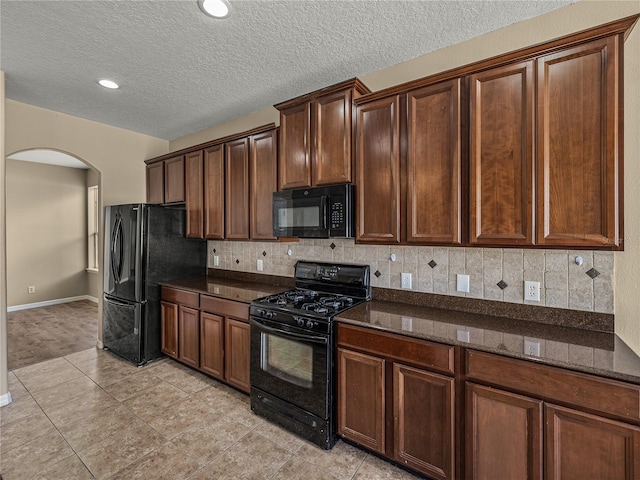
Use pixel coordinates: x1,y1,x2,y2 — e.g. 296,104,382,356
207,239,614,314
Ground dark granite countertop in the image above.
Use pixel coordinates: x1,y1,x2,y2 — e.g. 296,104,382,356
160,276,285,304
336,300,640,386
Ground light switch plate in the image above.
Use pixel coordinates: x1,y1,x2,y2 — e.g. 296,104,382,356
401,316,413,331
457,329,470,343
213,255,220,267
456,274,470,293
257,259,264,271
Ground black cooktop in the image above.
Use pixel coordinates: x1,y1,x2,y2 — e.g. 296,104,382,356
254,288,362,318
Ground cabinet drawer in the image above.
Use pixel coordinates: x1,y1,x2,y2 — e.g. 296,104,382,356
200,295,249,321
337,324,454,375
466,349,640,423
160,287,199,308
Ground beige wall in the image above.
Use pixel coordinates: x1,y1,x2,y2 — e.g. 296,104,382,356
6,160,88,306
1,72,9,403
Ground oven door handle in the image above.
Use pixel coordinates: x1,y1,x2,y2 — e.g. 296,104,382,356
251,318,328,345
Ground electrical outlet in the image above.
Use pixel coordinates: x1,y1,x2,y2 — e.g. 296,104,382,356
213,255,220,267
525,339,541,357
524,281,541,302
456,274,470,293
257,259,264,271
28,286,36,294
401,272,412,289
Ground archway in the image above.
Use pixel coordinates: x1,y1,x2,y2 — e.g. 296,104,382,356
5,148,103,370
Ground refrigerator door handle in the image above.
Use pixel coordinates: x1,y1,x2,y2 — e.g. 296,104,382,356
114,216,125,284
110,216,120,284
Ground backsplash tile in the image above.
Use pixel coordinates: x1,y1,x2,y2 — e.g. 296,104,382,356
207,239,614,314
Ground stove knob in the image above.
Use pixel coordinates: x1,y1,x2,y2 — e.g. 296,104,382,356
260,309,274,319
306,320,315,329
295,317,305,327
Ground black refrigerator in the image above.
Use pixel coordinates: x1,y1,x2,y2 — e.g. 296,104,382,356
103,204,206,365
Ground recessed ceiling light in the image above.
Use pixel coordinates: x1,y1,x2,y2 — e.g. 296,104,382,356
98,79,119,89
198,0,230,19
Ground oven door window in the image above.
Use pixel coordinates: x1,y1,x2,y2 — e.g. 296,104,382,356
262,334,313,389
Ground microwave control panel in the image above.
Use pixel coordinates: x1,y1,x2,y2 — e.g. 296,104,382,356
330,200,344,229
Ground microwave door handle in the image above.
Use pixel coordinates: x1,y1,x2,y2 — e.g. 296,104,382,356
321,196,328,230
251,319,328,345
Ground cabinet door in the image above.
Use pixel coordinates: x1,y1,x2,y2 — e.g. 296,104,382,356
407,80,462,245
536,36,622,248
469,61,534,245
466,383,543,480
224,318,250,393
356,95,401,243
225,138,250,240
200,312,224,380
178,306,199,368
394,363,455,480
160,301,178,358
279,102,312,189
337,347,386,454
204,144,225,240
146,162,164,204
185,150,204,239
545,404,640,480
164,155,185,204
313,89,353,185
250,129,278,240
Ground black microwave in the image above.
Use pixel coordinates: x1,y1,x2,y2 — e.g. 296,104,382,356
273,184,354,238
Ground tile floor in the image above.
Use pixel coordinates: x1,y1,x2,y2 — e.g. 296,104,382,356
6,300,98,370
1,348,422,479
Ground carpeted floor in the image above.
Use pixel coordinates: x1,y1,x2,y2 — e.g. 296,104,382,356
6,300,98,371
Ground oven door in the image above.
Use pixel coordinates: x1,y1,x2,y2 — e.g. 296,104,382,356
250,316,330,419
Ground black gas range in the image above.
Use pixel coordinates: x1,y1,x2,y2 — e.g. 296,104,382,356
249,261,370,449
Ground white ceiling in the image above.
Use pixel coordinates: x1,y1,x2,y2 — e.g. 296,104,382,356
1,0,575,142
7,150,89,169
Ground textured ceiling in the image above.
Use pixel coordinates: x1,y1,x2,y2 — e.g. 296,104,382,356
1,0,575,141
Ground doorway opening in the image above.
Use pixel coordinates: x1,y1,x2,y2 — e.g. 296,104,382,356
5,149,101,370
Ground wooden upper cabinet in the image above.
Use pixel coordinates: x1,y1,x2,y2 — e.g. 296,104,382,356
163,155,186,204
279,102,311,189
469,61,534,246
146,161,164,204
250,129,278,240
185,150,204,239
536,36,622,248
225,138,250,239
407,79,462,245
204,144,225,240
277,79,370,190
356,95,401,243
313,89,353,186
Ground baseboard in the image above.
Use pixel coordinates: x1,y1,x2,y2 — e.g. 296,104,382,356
8,295,99,312
0,391,12,407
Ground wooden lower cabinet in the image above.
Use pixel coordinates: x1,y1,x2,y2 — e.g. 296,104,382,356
160,301,178,358
160,288,250,393
224,319,250,392
465,382,543,480
337,348,386,453
395,364,454,480
337,325,455,479
545,404,640,480
178,306,199,368
200,312,224,379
